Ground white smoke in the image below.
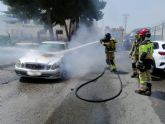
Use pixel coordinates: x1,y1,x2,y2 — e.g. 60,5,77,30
64,24,106,78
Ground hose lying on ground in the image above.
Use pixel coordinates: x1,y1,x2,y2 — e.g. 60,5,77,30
75,68,123,103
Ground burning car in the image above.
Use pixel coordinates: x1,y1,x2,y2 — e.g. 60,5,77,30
15,41,68,79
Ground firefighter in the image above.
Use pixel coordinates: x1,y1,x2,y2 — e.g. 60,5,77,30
100,33,117,71
135,28,154,96
129,33,141,78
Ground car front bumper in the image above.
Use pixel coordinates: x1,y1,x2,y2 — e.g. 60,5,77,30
15,68,61,79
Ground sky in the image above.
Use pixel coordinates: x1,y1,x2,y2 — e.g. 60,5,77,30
98,0,165,32
1,0,165,32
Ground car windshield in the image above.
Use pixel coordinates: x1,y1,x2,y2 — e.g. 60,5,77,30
38,43,66,52
153,42,159,49
162,44,165,49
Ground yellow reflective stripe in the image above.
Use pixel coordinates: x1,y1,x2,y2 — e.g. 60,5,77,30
140,80,146,84
139,45,143,55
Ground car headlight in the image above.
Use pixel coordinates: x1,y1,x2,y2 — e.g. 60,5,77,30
21,63,25,68
15,60,21,68
51,63,60,70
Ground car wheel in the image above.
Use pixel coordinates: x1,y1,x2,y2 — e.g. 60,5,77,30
60,70,68,80
19,77,27,82
60,61,69,80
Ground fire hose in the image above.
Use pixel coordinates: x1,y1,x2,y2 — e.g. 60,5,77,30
75,68,123,103
53,40,123,102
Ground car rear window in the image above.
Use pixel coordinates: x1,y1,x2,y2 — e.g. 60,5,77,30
162,44,165,49
153,42,159,49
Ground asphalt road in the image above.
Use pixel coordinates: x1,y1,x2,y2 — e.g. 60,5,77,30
0,47,164,124
46,52,165,124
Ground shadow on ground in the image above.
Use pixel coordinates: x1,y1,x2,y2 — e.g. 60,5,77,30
151,76,164,81
45,92,111,124
151,91,165,101
152,69,165,80
116,70,129,75
19,77,64,84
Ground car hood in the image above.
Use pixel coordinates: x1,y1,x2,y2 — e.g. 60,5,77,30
20,52,63,64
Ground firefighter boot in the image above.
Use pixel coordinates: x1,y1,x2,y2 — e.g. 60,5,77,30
106,59,111,70
135,84,147,95
135,89,146,95
111,65,117,72
145,83,152,96
131,63,137,78
110,60,117,72
131,72,137,78
111,68,117,72
106,64,111,70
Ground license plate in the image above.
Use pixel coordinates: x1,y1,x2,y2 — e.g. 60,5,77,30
27,70,41,76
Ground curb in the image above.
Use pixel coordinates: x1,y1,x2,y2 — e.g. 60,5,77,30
0,63,15,69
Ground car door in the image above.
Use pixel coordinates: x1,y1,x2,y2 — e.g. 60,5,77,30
152,42,160,68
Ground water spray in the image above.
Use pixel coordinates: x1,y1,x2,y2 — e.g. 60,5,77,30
55,41,100,55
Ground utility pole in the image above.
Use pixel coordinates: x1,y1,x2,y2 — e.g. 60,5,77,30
123,14,130,36
154,26,156,41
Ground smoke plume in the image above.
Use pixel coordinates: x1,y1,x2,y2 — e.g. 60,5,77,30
64,24,106,78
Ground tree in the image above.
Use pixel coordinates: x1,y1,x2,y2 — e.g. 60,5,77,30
2,0,56,40
2,0,106,41
48,0,106,40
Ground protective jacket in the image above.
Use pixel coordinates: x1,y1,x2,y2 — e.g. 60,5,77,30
139,40,154,62
100,38,117,52
130,41,139,57
138,40,153,71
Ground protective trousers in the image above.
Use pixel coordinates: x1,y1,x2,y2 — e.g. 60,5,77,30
132,55,138,75
139,70,152,91
106,52,116,70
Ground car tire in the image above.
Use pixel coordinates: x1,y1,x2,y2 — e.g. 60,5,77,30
19,77,27,82
59,61,69,80
60,70,68,80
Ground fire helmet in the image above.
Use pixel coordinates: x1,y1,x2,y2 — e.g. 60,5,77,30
138,28,151,38
105,33,111,40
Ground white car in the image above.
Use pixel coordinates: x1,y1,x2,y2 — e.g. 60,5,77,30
15,41,68,79
152,40,165,72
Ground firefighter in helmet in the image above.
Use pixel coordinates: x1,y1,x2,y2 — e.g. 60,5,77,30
135,28,154,96
129,32,141,78
100,33,117,71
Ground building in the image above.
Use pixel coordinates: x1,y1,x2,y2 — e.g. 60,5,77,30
0,13,78,43
104,26,124,42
